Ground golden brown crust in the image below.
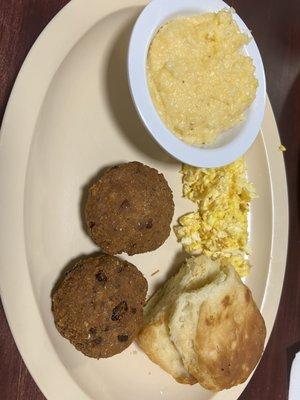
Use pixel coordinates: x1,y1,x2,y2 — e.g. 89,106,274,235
175,375,197,385
193,276,266,391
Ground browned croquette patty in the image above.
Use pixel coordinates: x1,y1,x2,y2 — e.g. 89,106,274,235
84,161,174,255
52,255,147,358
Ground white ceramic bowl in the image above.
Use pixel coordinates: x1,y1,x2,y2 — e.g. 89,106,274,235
128,0,266,167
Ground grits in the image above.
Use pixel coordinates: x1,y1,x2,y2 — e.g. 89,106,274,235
147,10,258,146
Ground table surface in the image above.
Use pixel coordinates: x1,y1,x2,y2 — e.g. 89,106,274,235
0,0,299,399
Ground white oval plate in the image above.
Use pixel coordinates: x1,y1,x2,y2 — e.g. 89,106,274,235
0,1,288,400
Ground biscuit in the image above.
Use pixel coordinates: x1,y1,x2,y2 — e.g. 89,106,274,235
138,255,266,391
138,256,219,384
169,265,266,391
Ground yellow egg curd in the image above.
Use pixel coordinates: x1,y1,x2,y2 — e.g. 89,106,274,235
174,158,257,277
147,10,258,146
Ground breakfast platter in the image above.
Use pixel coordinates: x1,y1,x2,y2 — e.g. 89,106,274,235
0,0,288,400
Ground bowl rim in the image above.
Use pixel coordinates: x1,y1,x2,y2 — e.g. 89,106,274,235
127,0,266,167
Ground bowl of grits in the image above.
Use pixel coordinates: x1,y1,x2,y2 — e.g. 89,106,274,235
128,0,266,167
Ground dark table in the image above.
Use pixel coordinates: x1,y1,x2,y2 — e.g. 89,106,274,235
0,0,299,399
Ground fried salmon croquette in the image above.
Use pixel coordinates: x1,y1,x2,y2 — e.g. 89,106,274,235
84,161,174,255
52,255,147,358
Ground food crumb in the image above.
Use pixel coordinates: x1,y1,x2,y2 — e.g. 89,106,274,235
131,350,138,355
151,269,160,276
148,371,151,375
278,144,286,152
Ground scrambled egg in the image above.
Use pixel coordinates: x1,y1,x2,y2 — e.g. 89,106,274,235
147,10,258,146
174,158,256,277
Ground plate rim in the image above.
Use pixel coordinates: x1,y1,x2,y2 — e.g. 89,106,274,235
0,0,289,399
